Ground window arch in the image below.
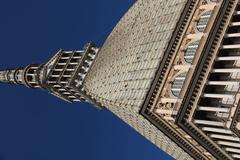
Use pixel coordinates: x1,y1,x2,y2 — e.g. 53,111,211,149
184,41,200,64
196,11,212,32
171,72,187,97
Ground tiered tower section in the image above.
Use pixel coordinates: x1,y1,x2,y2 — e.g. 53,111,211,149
0,43,100,106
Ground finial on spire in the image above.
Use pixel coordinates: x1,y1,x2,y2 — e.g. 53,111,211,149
0,68,25,85
0,65,43,88
0,70,9,83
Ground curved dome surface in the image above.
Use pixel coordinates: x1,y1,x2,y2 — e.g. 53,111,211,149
84,0,192,159
85,0,188,108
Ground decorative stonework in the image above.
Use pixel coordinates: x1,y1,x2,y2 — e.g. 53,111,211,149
140,0,240,159
141,0,220,159
176,0,240,159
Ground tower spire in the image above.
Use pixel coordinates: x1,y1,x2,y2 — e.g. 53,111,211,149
0,42,101,107
0,64,44,88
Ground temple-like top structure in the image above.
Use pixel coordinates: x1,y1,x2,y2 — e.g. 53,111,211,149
2,0,240,159
0,43,100,105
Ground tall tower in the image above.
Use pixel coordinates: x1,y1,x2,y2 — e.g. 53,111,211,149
1,0,240,159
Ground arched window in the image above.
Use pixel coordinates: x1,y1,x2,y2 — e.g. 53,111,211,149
184,41,200,64
197,11,212,32
171,72,187,97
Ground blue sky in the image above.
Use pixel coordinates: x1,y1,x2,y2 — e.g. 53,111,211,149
0,1,174,160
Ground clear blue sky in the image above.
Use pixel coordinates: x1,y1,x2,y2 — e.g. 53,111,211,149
0,1,174,160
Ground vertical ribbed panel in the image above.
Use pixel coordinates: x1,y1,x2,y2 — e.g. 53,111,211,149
84,0,192,159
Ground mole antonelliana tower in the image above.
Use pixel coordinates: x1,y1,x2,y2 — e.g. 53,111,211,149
1,0,240,159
